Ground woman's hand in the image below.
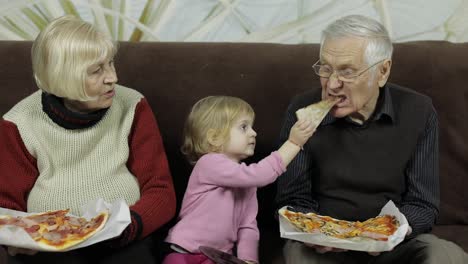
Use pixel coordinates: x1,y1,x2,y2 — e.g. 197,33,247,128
7,247,38,256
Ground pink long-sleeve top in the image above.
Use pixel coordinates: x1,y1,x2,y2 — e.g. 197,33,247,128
165,151,286,262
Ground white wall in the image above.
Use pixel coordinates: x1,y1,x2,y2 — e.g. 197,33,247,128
0,0,467,43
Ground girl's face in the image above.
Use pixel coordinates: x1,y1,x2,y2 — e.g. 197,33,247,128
64,56,118,113
222,113,257,162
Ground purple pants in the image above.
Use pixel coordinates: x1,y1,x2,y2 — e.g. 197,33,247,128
162,252,215,264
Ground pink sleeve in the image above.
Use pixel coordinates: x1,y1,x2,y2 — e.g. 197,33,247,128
197,152,286,188
236,189,260,262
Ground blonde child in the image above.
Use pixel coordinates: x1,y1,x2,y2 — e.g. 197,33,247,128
163,96,315,264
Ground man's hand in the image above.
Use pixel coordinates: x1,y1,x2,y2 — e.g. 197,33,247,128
304,243,347,254
406,225,412,237
7,247,38,256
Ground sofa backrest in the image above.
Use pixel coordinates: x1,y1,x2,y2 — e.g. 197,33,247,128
0,41,467,227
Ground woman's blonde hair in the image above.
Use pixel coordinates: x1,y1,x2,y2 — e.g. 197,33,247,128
181,96,255,164
32,15,117,101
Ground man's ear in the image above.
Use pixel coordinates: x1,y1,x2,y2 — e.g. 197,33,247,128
378,59,392,87
207,129,223,147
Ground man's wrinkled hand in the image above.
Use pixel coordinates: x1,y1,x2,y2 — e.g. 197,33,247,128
7,247,38,256
406,225,412,237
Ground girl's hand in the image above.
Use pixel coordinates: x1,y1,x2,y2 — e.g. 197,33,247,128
288,120,315,148
7,247,38,256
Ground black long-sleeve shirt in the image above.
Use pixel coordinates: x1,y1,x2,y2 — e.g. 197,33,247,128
275,83,439,237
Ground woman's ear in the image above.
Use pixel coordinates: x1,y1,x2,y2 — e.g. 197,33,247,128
207,129,223,148
378,59,392,87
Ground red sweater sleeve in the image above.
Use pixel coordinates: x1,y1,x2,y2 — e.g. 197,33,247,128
0,120,39,211
124,98,176,242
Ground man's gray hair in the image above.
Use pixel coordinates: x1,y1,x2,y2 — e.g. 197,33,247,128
320,15,393,65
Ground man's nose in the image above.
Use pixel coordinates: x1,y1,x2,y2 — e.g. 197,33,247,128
327,72,343,90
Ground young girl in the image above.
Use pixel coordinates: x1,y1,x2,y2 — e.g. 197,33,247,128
163,96,314,264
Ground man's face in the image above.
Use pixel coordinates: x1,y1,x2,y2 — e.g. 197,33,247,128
319,37,382,123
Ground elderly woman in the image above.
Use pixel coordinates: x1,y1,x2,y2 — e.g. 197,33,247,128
0,16,176,263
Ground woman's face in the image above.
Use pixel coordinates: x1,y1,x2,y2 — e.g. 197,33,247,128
64,56,118,113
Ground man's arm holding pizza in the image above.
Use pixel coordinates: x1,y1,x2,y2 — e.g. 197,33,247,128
400,108,439,238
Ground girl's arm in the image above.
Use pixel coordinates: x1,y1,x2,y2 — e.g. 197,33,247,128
197,152,285,188
277,119,315,166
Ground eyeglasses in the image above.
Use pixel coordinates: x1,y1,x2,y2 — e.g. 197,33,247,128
312,59,385,82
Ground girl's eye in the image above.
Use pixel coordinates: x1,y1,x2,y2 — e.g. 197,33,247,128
241,124,248,131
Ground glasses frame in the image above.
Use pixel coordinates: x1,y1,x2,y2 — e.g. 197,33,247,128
312,59,386,83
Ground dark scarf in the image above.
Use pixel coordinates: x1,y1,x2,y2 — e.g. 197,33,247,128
41,92,109,130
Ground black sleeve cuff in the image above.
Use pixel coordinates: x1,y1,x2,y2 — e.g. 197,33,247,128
104,210,143,248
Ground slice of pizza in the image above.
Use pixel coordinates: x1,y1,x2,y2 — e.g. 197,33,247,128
295,97,338,128
355,215,399,241
280,208,399,241
280,209,324,234
317,215,357,239
280,209,357,238
0,209,109,251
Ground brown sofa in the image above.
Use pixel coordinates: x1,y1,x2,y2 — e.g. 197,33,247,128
0,41,467,263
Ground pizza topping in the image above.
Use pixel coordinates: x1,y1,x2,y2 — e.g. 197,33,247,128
24,225,40,233
19,217,37,228
42,232,63,244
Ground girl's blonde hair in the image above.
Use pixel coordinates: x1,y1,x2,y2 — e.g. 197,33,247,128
32,15,117,101
181,96,255,164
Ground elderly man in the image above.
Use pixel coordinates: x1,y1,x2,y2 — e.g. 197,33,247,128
276,15,467,263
